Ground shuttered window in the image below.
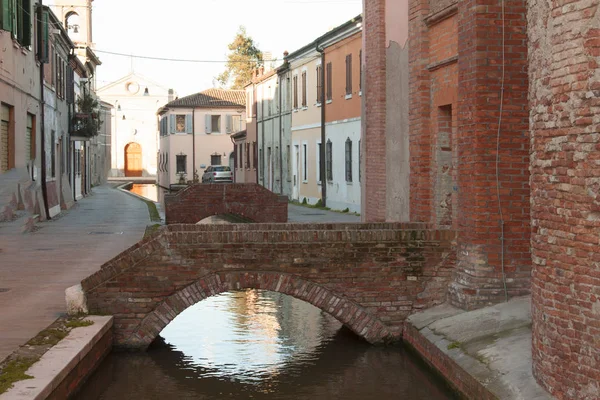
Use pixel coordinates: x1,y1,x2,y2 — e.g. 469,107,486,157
326,63,332,101
301,71,307,107
293,75,298,109
359,50,362,92
26,113,34,160
326,140,333,181
345,138,353,182
0,104,10,173
345,54,353,96
316,65,323,104
176,154,186,174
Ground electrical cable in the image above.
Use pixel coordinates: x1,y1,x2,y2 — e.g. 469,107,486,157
496,0,508,302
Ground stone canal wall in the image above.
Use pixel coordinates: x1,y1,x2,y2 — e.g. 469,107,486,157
1,316,113,400
80,223,455,348
164,183,288,224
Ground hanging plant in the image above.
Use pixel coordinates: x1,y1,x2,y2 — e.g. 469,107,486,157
72,93,103,137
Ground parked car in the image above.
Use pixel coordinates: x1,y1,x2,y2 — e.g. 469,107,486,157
201,165,233,183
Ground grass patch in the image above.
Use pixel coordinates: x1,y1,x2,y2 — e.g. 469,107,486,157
27,329,68,346
144,223,162,239
65,319,94,329
447,341,461,350
144,200,161,222
0,358,39,394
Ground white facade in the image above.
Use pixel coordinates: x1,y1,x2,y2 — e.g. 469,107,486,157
325,118,361,213
158,106,245,188
98,73,172,177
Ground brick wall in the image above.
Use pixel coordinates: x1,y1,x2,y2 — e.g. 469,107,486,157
362,0,387,221
164,183,288,224
529,0,600,397
81,223,455,349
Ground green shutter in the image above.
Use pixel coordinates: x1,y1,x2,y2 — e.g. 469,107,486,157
1,0,14,33
37,7,49,63
21,0,31,47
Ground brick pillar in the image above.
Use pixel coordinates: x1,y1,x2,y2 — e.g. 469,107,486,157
529,0,600,396
447,0,531,309
362,0,387,222
408,0,433,223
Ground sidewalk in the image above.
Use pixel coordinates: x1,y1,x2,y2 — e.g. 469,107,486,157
287,204,361,223
0,185,150,363
405,296,551,400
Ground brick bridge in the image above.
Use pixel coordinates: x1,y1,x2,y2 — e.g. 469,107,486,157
81,223,455,349
164,183,288,224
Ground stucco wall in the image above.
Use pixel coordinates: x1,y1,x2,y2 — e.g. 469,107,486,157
325,119,361,213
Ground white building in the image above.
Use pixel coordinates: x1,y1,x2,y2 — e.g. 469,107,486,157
97,72,173,177
157,89,245,189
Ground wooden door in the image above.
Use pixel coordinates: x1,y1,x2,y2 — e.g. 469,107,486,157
125,143,143,177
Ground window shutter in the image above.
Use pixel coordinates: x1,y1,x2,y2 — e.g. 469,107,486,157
205,114,212,133
169,114,176,134
185,114,193,134
22,0,31,47
1,0,11,32
226,114,232,133
348,54,353,94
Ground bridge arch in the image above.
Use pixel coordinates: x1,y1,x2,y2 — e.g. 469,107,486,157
126,271,391,349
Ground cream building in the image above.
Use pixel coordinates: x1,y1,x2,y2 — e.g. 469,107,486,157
157,89,245,189
288,46,322,204
97,72,173,177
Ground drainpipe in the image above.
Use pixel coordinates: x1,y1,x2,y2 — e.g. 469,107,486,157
38,2,50,219
192,108,196,183
316,44,326,207
278,74,283,195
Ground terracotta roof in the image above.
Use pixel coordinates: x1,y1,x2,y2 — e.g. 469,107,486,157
165,88,246,108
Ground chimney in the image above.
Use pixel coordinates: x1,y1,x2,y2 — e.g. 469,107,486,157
168,89,175,102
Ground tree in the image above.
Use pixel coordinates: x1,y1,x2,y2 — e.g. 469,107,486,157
217,26,263,90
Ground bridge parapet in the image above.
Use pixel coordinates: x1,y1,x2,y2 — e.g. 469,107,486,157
81,223,456,348
164,183,288,224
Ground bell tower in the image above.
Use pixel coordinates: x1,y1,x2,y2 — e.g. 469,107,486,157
51,0,94,46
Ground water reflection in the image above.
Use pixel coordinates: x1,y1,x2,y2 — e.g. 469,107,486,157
129,183,159,203
76,290,456,400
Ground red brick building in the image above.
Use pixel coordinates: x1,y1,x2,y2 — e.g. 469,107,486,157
529,0,600,396
364,0,600,397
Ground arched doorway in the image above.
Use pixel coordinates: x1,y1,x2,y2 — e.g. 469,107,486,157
124,142,142,177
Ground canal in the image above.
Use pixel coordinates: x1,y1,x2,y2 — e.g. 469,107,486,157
74,184,457,399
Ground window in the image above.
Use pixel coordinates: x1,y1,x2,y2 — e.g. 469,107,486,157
211,115,221,133
245,143,250,168
1,0,32,47
239,143,243,168
50,130,55,178
302,143,307,181
1,104,12,173
287,145,291,179
345,138,353,182
326,62,332,101
232,115,242,132
176,154,187,174
345,54,353,96
26,113,35,161
211,154,222,165
316,64,323,104
253,142,258,171
259,148,263,179
301,71,307,107
359,139,361,182
318,142,323,182
326,139,332,181
359,50,362,93
293,75,298,109
176,115,186,133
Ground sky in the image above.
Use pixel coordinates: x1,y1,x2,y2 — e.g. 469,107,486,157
49,0,363,97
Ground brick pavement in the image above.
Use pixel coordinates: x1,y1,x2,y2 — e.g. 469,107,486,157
0,185,150,363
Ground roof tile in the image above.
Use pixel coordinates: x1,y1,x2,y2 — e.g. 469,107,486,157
165,88,245,108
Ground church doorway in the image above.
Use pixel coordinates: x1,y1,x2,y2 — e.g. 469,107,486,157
125,142,143,177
